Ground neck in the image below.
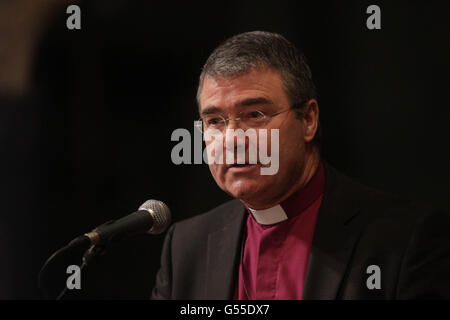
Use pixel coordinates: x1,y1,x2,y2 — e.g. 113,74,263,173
245,146,320,210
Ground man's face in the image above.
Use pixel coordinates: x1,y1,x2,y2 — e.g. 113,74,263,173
199,68,310,209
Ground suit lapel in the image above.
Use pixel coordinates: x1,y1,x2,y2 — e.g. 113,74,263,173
303,164,365,299
203,164,366,300
205,202,247,299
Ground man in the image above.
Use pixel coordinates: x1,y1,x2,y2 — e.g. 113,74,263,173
152,31,450,299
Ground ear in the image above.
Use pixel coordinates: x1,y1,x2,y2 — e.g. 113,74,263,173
302,99,319,143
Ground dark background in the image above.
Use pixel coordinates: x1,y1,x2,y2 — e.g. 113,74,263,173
0,0,448,299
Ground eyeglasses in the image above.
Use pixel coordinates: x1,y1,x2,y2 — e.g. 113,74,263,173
196,107,296,133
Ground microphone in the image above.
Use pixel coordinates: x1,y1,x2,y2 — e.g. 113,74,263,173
67,199,171,248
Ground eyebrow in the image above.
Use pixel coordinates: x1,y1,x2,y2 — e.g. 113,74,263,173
238,97,271,107
200,106,222,116
201,97,272,116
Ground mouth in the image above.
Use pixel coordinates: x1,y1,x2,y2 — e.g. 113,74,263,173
226,163,256,167
226,163,259,172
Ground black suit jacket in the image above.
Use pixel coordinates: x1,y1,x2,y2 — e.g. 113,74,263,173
151,163,450,299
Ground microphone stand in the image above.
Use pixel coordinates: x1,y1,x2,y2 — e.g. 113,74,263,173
55,244,106,300
38,222,114,300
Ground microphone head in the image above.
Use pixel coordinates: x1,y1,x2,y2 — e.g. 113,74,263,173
139,199,171,235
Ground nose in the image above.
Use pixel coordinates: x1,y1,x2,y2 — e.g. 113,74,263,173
225,118,244,131
224,119,240,146
224,118,249,165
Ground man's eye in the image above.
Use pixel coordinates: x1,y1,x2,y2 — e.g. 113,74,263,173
247,111,265,119
206,118,222,125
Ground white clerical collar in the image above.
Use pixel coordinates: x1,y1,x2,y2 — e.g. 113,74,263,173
247,205,288,225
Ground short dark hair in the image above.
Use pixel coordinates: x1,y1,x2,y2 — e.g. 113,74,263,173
197,31,320,144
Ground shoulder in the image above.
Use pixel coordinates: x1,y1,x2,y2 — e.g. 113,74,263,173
323,162,445,237
326,163,449,248
324,162,417,217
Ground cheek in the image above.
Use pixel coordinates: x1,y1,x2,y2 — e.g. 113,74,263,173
208,163,220,180
277,125,304,166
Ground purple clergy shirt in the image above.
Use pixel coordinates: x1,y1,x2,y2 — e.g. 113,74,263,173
234,162,325,300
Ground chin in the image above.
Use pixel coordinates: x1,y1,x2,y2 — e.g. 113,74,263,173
223,178,266,203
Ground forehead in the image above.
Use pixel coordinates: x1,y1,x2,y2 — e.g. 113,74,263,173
199,68,289,112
